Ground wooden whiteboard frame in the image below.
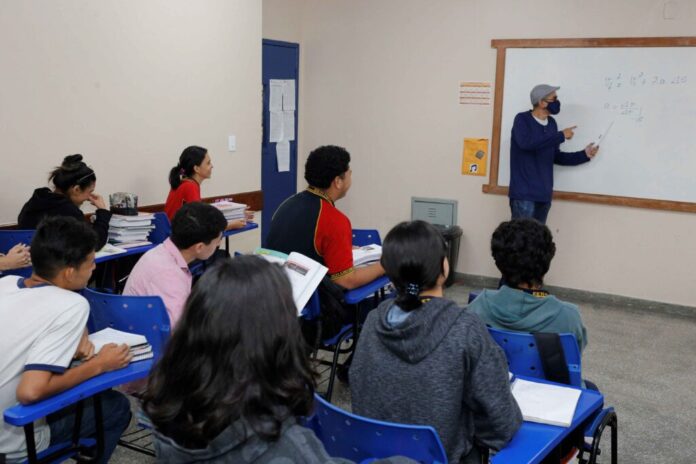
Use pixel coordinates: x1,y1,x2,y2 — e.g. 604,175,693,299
484,37,696,213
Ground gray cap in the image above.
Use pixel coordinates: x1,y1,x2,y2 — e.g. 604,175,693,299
530,84,560,106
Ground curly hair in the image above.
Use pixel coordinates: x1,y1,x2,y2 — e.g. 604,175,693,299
304,145,350,189
143,256,316,449
491,218,556,288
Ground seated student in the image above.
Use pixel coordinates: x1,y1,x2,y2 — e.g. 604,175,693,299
17,154,112,249
0,243,31,274
143,256,412,463
350,220,522,464
0,217,132,463
468,218,587,354
164,145,252,228
266,145,385,336
123,202,226,327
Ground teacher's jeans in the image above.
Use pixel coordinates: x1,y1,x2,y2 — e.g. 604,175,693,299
510,199,551,224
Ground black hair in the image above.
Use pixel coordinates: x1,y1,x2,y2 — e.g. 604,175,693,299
491,218,556,288
143,256,315,449
170,202,227,250
30,216,98,279
381,220,448,311
49,154,97,192
304,145,350,189
169,146,208,190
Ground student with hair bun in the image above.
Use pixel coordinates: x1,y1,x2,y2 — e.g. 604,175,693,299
18,154,111,248
164,146,251,228
350,220,521,464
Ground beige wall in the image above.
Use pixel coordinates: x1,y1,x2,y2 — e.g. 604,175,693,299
264,0,696,307
1,0,262,252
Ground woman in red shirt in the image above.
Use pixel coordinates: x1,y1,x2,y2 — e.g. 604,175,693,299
164,146,251,228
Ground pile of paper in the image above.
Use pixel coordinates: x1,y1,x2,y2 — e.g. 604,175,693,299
353,244,382,267
108,213,155,248
89,327,153,363
212,201,247,222
511,378,582,427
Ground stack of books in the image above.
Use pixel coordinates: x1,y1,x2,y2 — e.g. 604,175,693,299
212,200,247,222
88,327,154,363
108,213,155,248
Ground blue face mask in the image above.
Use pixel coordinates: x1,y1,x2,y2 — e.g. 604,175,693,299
546,100,561,115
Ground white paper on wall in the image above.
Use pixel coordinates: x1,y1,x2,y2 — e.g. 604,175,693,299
276,141,290,172
282,110,295,141
269,80,284,112
269,110,283,142
282,80,296,111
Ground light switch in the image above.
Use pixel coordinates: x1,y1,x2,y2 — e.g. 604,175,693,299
228,135,236,152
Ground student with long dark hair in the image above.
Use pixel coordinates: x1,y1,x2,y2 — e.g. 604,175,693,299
164,145,251,227
350,220,522,463
18,155,112,249
142,257,347,462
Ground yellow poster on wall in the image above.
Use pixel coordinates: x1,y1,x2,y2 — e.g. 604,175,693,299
461,138,488,176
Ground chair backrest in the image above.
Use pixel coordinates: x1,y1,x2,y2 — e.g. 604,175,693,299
0,229,35,278
467,291,480,304
82,287,171,358
487,326,583,387
305,394,448,464
149,212,172,245
352,229,382,246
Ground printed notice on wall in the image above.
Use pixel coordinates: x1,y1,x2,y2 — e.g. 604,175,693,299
461,138,488,176
459,82,492,105
276,141,290,172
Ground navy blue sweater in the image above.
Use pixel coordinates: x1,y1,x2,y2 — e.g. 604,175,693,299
509,111,589,202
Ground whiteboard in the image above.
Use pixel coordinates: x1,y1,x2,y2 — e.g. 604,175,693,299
496,47,696,204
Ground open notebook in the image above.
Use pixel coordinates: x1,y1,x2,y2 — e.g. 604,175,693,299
511,378,581,427
254,248,328,315
352,244,382,267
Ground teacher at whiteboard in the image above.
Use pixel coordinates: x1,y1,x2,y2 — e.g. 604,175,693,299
509,84,599,224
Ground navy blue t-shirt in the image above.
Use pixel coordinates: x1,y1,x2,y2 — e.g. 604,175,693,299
509,111,589,202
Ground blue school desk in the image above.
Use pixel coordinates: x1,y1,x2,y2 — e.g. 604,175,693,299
491,377,604,464
4,359,153,426
344,275,390,305
223,221,259,251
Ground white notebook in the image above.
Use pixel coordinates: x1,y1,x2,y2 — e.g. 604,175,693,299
511,378,581,427
89,328,149,354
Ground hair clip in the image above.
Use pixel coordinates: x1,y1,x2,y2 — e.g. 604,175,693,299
406,283,420,297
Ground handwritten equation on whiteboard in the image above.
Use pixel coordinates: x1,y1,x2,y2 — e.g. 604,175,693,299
604,72,688,91
601,72,689,124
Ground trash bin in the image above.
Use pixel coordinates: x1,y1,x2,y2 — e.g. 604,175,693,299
434,225,463,287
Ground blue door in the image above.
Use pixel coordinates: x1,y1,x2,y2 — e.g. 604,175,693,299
261,39,299,245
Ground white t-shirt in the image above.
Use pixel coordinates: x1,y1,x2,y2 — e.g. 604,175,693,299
0,275,88,462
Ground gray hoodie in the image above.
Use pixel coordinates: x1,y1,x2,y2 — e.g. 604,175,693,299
350,297,522,462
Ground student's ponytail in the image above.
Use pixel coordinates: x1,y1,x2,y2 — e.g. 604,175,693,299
394,282,424,311
381,220,449,312
168,145,208,190
169,164,184,190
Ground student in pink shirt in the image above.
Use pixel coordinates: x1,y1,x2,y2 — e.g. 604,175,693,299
124,202,227,327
